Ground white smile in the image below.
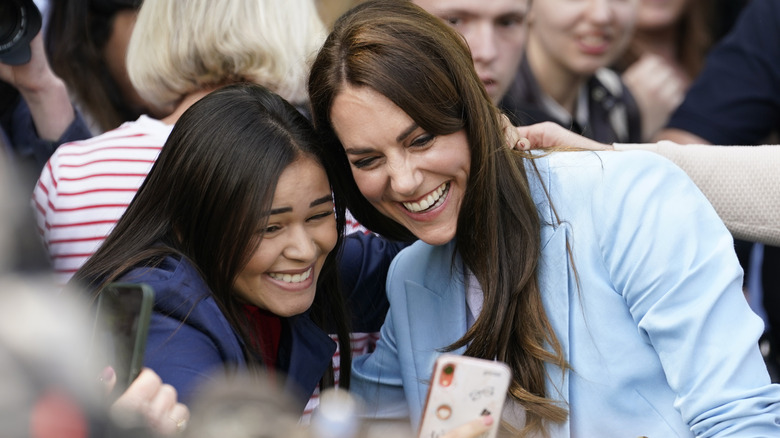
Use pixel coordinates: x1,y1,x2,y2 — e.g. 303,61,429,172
579,35,609,48
268,267,313,284
402,182,449,213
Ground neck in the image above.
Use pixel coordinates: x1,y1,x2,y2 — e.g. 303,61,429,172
526,38,585,115
160,88,220,125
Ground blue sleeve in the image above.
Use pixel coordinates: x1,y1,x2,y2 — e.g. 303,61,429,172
124,260,247,405
144,311,228,404
10,98,92,171
339,232,409,332
666,0,780,144
594,152,780,435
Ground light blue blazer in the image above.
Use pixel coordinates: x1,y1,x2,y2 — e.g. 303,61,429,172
351,151,780,437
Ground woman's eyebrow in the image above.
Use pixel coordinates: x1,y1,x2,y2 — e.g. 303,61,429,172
268,195,333,215
344,122,419,155
396,122,419,143
310,195,334,207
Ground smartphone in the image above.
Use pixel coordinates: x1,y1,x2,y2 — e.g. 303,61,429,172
91,282,154,394
418,354,512,438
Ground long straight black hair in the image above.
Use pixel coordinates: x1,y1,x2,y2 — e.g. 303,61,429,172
72,83,351,388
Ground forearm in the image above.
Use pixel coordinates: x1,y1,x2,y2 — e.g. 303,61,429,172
18,73,75,142
614,142,780,246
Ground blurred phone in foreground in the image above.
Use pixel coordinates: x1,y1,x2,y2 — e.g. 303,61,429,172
91,282,154,395
418,354,511,438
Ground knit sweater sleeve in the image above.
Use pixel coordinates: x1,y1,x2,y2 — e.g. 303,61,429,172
614,141,780,245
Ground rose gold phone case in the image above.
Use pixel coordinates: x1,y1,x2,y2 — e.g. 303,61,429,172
418,354,511,438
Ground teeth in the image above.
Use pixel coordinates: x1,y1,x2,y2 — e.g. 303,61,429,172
580,35,607,46
403,182,448,213
269,267,312,283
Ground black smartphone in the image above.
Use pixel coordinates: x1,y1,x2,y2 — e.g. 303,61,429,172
91,282,154,394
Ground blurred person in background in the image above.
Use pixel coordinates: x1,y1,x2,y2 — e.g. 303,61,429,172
1,0,91,190
44,0,162,134
615,0,712,141
413,0,530,106
501,0,643,143
0,149,187,437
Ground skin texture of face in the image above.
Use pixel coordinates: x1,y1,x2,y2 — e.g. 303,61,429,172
526,0,639,79
330,85,471,246
233,157,337,317
636,0,688,30
413,0,529,103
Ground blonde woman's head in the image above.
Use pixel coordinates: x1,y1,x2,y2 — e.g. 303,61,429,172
127,0,326,108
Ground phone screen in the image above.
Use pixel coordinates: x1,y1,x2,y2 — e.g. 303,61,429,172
92,283,154,393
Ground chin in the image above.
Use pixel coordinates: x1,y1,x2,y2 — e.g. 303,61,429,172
415,228,457,246
272,299,316,318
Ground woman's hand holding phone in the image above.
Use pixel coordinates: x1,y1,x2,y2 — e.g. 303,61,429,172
440,414,495,438
418,354,511,438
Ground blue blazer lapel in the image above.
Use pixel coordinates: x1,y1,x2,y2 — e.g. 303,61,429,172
404,247,468,409
538,222,572,436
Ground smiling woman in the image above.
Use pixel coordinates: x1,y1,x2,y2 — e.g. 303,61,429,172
330,85,470,246
69,84,369,412
308,1,780,436
501,0,643,142
233,159,337,318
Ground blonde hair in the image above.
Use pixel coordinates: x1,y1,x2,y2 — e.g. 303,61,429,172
127,0,326,107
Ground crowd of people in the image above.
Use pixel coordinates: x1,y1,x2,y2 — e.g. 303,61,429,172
2,0,780,436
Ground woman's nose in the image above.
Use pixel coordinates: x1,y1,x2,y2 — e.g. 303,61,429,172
283,225,317,261
387,156,423,197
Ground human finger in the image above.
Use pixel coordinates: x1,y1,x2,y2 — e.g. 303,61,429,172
145,384,187,435
440,415,494,438
514,122,610,151
99,366,117,396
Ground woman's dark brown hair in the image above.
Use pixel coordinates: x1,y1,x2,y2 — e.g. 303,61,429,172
72,83,351,389
45,0,146,131
308,1,567,434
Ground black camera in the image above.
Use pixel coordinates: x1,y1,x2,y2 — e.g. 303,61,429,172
0,0,42,66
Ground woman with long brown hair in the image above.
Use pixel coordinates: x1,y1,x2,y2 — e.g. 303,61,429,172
308,1,780,436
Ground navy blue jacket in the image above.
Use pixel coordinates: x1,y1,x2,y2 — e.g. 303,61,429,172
119,232,406,410
667,0,780,144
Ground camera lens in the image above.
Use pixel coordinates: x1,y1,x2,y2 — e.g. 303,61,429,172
0,0,41,65
0,1,24,50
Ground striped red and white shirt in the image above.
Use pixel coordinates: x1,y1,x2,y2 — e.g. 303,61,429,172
33,115,174,285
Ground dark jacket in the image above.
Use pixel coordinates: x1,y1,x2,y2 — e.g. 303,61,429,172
500,55,642,144
120,232,406,410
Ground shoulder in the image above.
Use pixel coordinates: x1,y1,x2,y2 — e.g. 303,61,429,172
49,116,170,160
530,150,684,193
387,240,455,285
527,151,696,225
43,116,171,187
121,256,215,317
